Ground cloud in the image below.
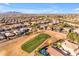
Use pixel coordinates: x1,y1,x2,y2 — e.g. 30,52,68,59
0,5,59,13
0,4,62,14
0,5,11,12
4,3,10,5
8,9,53,14
74,8,79,11
71,8,79,13
14,8,60,14
0,5,6,9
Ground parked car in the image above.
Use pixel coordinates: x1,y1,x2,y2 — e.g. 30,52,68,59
0,34,7,41
4,31,15,37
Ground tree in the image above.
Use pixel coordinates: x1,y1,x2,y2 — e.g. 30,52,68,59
67,32,79,43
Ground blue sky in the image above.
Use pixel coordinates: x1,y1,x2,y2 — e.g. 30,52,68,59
0,3,79,14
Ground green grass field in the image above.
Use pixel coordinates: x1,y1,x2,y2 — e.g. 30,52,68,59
21,33,51,53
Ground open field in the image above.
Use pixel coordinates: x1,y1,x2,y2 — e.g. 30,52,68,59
0,32,40,56
0,30,66,56
21,33,51,53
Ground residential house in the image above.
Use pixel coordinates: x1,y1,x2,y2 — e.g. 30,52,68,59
73,28,79,34
61,40,79,56
47,46,65,56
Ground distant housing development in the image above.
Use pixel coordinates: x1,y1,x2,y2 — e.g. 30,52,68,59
0,13,79,56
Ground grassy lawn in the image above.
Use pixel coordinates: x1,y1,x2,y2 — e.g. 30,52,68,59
21,33,51,53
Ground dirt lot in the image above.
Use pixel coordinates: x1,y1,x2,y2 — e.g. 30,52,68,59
0,30,66,56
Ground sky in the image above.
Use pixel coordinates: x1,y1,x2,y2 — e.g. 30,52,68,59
0,3,79,14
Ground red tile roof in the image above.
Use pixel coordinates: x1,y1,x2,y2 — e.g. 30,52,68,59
47,47,64,56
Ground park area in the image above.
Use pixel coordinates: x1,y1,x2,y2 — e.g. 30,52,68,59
21,33,51,53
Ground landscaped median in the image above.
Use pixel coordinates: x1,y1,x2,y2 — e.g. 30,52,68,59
21,33,51,53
